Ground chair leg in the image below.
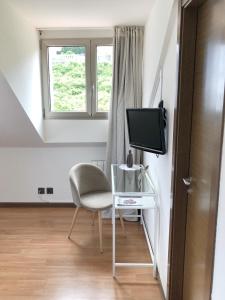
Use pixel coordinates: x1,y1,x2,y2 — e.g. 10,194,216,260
118,210,126,236
68,207,79,239
98,210,103,253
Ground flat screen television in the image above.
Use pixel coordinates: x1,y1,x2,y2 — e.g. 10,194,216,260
126,108,166,155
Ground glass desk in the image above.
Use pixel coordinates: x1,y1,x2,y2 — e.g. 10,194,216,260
111,164,158,278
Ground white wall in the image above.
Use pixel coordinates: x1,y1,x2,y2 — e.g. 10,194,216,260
142,0,175,105
142,0,177,295
44,120,108,143
0,1,43,138
0,10,108,203
0,5,110,145
0,147,106,203
0,71,43,146
212,128,225,300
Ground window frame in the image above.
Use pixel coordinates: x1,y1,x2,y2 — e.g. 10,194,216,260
90,38,113,118
41,38,113,119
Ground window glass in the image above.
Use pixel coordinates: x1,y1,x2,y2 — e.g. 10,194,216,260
48,46,86,112
96,46,113,112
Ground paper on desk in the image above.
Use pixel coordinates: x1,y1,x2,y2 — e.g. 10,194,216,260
117,198,142,206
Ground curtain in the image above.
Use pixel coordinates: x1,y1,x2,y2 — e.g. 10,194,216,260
106,26,144,179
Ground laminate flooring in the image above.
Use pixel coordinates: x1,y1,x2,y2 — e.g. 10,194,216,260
0,207,163,300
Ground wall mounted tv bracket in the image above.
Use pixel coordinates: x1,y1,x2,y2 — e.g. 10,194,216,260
158,100,167,128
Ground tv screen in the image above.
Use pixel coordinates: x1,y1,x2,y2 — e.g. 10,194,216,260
126,108,166,154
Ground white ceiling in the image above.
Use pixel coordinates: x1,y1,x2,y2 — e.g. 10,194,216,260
8,0,155,28
0,71,42,146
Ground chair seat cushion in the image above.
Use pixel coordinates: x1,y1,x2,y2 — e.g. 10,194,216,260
80,191,112,210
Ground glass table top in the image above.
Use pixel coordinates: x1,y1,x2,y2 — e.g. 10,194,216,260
111,164,156,196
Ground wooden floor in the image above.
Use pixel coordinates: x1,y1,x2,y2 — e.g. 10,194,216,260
0,207,162,300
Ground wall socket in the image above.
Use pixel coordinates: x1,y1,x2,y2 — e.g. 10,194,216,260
38,187,45,194
47,187,53,194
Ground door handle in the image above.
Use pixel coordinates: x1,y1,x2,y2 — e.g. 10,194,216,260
183,177,192,186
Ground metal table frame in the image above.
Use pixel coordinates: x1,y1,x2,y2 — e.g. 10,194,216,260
111,164,159,278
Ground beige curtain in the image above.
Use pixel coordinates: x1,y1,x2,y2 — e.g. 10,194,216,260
106,26,144,179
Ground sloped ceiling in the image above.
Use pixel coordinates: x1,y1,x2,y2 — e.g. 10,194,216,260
0,0,156,147
8,0,156,28
0,71,43,146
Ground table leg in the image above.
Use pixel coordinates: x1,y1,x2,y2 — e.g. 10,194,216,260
153,198,158,278
112,195,116,277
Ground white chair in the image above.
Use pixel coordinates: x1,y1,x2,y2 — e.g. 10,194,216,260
68,163,125,253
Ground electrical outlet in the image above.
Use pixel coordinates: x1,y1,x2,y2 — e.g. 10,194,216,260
47,187,53,194
38,187,45,194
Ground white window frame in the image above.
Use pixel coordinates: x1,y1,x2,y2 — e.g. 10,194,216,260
41,38,113,119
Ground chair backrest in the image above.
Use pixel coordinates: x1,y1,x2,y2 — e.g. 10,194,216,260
69,163,111,206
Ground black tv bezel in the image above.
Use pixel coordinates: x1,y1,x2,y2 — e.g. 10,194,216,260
126,108,166,155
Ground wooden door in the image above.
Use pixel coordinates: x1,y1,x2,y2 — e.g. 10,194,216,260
182,0,225,299
169,0,225,299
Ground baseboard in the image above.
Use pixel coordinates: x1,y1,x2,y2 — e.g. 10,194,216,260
156,267,167,300
0,202,74,207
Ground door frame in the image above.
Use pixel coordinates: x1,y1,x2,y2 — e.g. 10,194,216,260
168,0,225,299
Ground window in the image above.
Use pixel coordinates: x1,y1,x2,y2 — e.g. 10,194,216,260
41,38,113,119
